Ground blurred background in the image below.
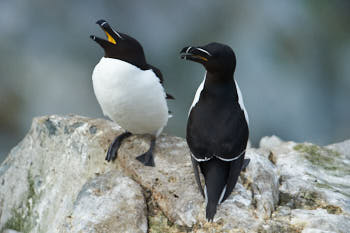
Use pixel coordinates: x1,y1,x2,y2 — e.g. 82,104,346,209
1,0,349,162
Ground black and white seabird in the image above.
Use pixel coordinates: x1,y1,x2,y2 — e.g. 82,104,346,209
90,19,173,166
180,43,250,221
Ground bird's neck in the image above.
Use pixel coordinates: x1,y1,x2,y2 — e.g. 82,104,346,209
204,72,238,101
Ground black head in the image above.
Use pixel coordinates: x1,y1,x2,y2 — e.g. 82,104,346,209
180,42,236,75
90,19,147,69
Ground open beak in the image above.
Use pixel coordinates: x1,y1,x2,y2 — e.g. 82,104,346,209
90,19,122,47
180,46,211,63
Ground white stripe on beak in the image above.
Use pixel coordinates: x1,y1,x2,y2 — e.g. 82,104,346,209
196,48,212,56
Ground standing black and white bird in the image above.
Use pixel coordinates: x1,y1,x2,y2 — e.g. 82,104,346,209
90,19,173,166
180,43,250,221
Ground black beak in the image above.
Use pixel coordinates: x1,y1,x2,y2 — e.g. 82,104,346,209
90,19,122,47
90,35,110,50
180,46,211,63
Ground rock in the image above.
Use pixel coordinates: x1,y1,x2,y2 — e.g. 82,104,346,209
1,115,349,233
260,136,350,233
0,115,146,233
65,171,147,233
327,139,350,159
2,229,22,233
243,149,279,220
116,134,279,232
290,208,350,232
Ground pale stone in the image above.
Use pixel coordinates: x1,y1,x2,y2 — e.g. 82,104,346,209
64,171,147,233
1,116,349,233
0,115,146,233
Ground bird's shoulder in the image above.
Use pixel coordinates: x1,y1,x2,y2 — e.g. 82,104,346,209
146,64,163,83
146,63,175,99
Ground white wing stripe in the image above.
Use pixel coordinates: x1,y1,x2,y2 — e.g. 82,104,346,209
190,153,211,162
235,80,249,125
215,150,245,162
188,72,206,116
204,185,208,205
218,185,227,204
191,150,245,162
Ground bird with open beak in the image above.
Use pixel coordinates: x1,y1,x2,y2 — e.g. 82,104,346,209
90,19,173,166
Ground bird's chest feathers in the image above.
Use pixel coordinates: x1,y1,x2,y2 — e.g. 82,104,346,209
93,58,152,93
92,58,166,118
192,95,239,130
188,86,246,143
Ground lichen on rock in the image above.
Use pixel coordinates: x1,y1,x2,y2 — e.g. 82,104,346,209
3,171,41,232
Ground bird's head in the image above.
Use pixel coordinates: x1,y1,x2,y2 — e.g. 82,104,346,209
180,42,236,75
90,19,147,68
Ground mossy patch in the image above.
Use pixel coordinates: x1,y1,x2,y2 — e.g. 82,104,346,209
315,182,350,198
2,209,29,233
294,144,350,176
279,189,344,215
279,190,321,210
295,191,319,209
278,191,294,207
2,172,40,233
294,144,339,168
324,204,343,214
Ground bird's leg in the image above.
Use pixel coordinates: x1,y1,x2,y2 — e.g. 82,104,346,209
136,136,156,167
105,132,132,162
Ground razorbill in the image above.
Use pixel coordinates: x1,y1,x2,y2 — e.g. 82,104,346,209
180,43,250,221
90,19,173,166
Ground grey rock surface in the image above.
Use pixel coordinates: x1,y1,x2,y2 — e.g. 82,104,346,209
0,116,349,233
65,170,147,233
0,115,145,233
260,135,350,233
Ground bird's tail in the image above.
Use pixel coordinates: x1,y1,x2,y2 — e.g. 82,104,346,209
199,158,230,221
206,201,217,222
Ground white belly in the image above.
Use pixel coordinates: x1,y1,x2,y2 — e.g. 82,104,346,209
92,57,169,136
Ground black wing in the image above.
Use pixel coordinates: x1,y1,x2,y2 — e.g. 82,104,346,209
220,153,245,203
147,64,175,99
191,157,205,197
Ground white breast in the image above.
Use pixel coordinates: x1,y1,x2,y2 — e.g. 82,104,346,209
92,57,169,136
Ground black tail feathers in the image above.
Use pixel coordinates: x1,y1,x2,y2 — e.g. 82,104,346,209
206,202,217,222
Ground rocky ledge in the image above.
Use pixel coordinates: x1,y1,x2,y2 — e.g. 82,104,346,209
0,115,349,233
